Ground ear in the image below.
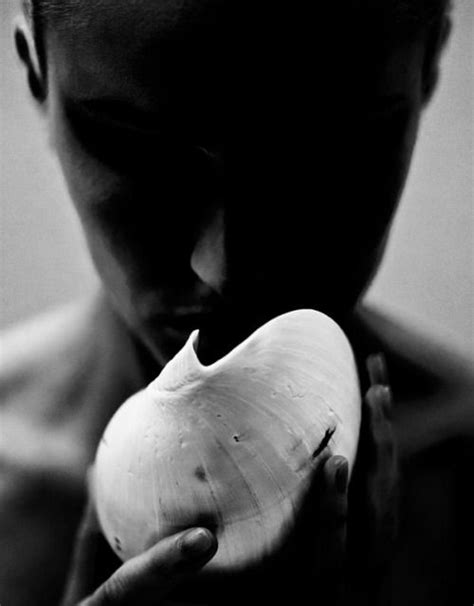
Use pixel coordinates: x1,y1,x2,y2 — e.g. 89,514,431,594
14,14,47,103
421,14,452,105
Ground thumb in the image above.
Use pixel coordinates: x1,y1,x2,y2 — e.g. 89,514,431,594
82,527,217,605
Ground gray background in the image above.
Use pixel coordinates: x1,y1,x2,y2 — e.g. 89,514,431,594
1,0,472,360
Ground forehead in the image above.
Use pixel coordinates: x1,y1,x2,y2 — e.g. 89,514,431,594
47,0,421,109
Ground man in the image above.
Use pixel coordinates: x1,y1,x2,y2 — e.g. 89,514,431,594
1,0,472,604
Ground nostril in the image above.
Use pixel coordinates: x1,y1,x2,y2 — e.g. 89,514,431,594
190,205,227,295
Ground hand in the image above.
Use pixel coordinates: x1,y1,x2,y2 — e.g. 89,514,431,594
268,352,399,606
166,355,398,606
61,461,346,606
166,453,349,606
60,489,218,606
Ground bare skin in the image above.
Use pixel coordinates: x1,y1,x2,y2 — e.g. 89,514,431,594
1,0,472,604
1,297,472,605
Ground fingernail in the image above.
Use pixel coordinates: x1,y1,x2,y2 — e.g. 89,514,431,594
336,460,349,493
367,353,388,386
181,528,214,557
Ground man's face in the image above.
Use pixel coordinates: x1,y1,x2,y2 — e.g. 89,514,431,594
43,0,426,359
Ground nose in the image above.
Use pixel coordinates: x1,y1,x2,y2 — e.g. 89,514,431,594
190,204,227,295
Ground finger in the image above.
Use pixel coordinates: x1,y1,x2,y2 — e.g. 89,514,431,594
350,381,394,501
365,385,398,517
364,386,399,563
366,353,389,387
366,385,396,478
275,453,346,570
317,456,348,569
82,528,217,606
355,355,391,474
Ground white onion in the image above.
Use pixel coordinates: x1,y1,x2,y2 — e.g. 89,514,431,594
94,309,361,572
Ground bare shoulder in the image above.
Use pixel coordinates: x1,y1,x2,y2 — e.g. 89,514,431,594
0,297,146,605
0,299,101,465
0,297,113,477
0,302,97,605
0,299,96,407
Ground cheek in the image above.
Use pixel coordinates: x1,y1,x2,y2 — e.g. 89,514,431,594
50,132,198,312
53,114,213,257
50,106,121,223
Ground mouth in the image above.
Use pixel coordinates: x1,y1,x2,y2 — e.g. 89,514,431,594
139,283,327,360
191,303,297,365
150,310,215,336
142,304,266,363
137,285,224,334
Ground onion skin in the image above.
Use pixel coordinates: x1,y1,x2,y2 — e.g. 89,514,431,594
94,309,361,572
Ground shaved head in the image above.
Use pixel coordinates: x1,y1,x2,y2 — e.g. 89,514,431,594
14,0,453,353
24,0,451,74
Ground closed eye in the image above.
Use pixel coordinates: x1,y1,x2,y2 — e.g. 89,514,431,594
64,96,221,178
64,95,178,138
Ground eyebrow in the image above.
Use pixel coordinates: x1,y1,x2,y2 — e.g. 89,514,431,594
66,90,409,141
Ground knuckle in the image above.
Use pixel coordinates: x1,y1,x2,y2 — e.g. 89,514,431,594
366,384,386,406
366,385,393,422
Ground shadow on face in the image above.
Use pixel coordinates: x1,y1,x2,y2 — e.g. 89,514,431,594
19,0,447,358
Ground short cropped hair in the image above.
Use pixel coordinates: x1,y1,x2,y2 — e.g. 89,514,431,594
23,0,452,78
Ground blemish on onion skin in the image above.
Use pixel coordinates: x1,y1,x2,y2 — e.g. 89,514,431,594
286,383,305,399
233,434,240,443
289,436,304,453
114,536,122,552
194,466,207,482
312,426,336,459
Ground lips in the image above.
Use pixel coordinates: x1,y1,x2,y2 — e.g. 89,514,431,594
138,283,326,365
137,285,224,333
162,312,214,335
